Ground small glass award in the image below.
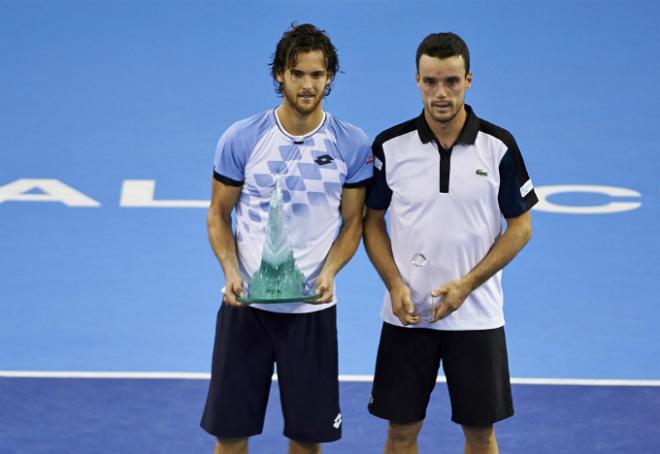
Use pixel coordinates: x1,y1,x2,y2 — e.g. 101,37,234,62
408,253,439,321
237,177,320,304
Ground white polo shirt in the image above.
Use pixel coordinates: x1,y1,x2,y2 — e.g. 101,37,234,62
366,105,538,330
214,108,372,314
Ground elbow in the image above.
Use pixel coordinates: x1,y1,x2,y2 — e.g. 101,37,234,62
524,226,532,245
362,217,374,244
362,218,383,253
362,212,376,234
206,207,217,230
521,221,533,245
207,206,230,232
346,217,364,244
508,211,533,246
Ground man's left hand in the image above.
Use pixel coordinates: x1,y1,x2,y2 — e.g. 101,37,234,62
314,271,335,304
430,279,471,322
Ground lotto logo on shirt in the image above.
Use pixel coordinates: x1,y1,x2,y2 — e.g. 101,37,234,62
314,154,334,166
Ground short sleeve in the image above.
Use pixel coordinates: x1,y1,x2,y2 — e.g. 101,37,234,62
365,138,392,210
212,112,274,185
498,138,538,218
343,130,373,188
213,124,247,186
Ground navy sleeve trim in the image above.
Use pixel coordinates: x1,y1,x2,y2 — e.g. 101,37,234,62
365,138,393,210
478,120,538,218
344,177,373,188
498,149,538,218
213,170,243,187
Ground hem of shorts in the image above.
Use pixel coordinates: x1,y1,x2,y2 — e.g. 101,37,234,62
283,430,342,444
381,318,505,332
200,424,263,440
450,409,514,426
367,406,425,424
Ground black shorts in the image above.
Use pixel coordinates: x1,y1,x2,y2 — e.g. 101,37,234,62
201,304,341,443
368,322,514,426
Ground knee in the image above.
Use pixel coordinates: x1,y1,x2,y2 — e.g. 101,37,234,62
215,437,248,454
388,421,423,448
462,425,496,448
288,440,320,454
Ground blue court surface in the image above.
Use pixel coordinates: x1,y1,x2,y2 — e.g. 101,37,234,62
1,0,659,452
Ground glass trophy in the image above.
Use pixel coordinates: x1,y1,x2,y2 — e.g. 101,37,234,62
408,253,439,321
237,178,320,304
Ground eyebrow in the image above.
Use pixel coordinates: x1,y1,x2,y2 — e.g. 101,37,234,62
290,68,327,74
422,75,461,82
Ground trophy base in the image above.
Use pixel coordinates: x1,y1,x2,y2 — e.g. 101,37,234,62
237,294,321,305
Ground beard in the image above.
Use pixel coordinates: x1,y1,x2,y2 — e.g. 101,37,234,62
427,100,463,125
283,89,323,116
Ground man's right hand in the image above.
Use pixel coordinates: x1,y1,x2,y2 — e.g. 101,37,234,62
390,283,420,326
223,273,245,307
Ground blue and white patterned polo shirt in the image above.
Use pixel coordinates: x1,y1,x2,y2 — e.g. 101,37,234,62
213,108,372,313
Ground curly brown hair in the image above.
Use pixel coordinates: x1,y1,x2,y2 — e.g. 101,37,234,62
269,23,340,97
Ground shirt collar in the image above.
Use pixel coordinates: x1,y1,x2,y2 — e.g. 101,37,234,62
416,104,480,146
273,107,327,142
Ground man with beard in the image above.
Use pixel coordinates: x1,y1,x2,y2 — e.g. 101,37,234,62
364,32,537,453
201,24,372,454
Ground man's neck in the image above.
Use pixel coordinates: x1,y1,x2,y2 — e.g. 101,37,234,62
425,106,467,150
276,104,325,137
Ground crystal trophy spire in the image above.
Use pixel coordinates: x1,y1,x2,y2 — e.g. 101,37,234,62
409,252,439,321
238,177,319,304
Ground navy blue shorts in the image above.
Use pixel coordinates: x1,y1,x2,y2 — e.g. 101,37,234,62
201,304,341,443
368,322,514,426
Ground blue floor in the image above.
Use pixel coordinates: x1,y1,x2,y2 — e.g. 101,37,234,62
2,378,659,453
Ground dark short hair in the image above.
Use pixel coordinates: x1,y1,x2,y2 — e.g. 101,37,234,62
416,32,470,75
269,23,340,97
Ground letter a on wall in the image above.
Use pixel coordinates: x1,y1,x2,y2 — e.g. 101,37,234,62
0,179,101,207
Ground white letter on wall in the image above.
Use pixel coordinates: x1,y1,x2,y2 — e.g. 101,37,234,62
534,185,641,214
0,179,101,207
120,180,210,208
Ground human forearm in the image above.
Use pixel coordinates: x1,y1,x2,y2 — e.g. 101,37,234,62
461,212,532,292
364,209,419,325
207,208,240,279
320,217,363,277
207,180,243,305
363,213,404,292
314,186,366,303
320,186,368,277
430,212,533,321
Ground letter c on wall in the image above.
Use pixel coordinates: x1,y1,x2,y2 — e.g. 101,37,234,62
533,185,641,214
